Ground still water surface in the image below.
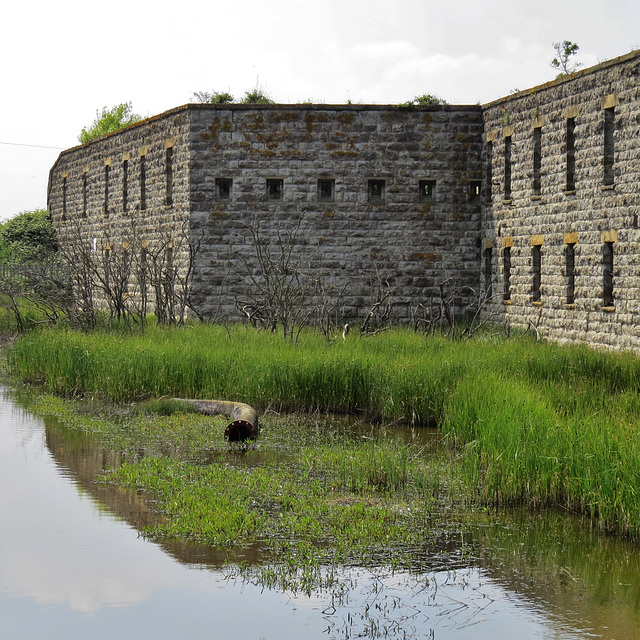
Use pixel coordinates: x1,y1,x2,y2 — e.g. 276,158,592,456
1,388,639,639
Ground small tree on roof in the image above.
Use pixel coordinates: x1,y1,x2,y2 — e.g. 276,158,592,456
78,103,142,143
551,41,583,76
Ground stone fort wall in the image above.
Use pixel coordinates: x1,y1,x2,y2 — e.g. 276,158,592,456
48,49,640,349
48,107,193,296
187,104,483,322
481,50,640,350
49,104,484,325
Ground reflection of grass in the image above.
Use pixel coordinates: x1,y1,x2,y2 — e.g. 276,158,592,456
13,325,640,539
109,419,458,581
111,441,446,548
111,436,464,596
30,394,465,595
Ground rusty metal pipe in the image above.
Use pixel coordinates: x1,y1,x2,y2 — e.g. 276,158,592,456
177,399,259,442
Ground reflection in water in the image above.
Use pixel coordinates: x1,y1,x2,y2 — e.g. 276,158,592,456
2,387,640,639
471,510,640,639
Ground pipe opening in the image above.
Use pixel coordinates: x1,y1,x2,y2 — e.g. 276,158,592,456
177,399,259,442
225,422,254,442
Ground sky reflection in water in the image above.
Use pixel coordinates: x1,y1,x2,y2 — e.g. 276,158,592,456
1,389,639,639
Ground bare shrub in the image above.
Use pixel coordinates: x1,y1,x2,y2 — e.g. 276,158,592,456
235,216,315,341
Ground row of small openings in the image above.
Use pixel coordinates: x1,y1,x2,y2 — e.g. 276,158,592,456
215,178,483,203
485,240,616,307
61,143,174,219
487,101,618,202
60,143,481,216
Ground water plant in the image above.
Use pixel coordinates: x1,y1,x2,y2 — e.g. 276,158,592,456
11,325,640,539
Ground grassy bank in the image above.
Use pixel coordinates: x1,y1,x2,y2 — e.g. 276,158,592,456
10,324,640,538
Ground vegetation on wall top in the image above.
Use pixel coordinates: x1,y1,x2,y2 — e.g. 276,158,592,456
192,83,275,105
551,40,583,77
78,102,143,144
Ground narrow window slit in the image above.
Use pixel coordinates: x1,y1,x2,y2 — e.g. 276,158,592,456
532,245,542,302
503,246,511,302
484,247,493,299
532,127,542,196
603,242,614,306
504,136,512,201
566,118,576,191
565,243,576,305
165,147,174,206
603,108,615,186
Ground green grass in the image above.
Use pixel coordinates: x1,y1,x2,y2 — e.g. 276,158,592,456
7,324,479,420
28,394,459,594
10,324,640,538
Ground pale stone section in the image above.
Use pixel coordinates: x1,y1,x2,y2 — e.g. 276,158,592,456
48,109,193,310
481,50,640,350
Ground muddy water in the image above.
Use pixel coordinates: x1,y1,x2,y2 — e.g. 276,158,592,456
1,388,640,639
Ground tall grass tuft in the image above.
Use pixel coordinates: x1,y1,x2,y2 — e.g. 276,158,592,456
10,324,640,537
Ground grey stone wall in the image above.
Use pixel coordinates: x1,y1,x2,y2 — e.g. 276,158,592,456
49,108,192,284
481,50,640,350
187,104,484,323
49,104,483,325
47,48,640,349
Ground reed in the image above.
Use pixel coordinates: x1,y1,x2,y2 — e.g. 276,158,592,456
8,325,473,419
10,324,640,536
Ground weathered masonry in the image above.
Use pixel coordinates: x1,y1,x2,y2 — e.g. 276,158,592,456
481,50,640,350
48,49,640,350
49,104,484,325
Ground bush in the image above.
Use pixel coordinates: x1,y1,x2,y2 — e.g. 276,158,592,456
0,209,57,263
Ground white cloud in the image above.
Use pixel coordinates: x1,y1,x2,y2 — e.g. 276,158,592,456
387,52,492,80
348,41,422,59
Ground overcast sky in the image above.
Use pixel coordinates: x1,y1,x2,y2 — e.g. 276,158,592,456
1,0,638,221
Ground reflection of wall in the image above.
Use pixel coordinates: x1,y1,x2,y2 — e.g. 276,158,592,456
44,415,159,531
43,414,263,567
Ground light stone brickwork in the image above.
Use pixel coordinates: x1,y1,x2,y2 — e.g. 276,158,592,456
48,49,640,349
481,50,640,350
48,108,193,273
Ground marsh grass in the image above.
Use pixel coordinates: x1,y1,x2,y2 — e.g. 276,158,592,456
29,392,464,595
12,324,640,538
